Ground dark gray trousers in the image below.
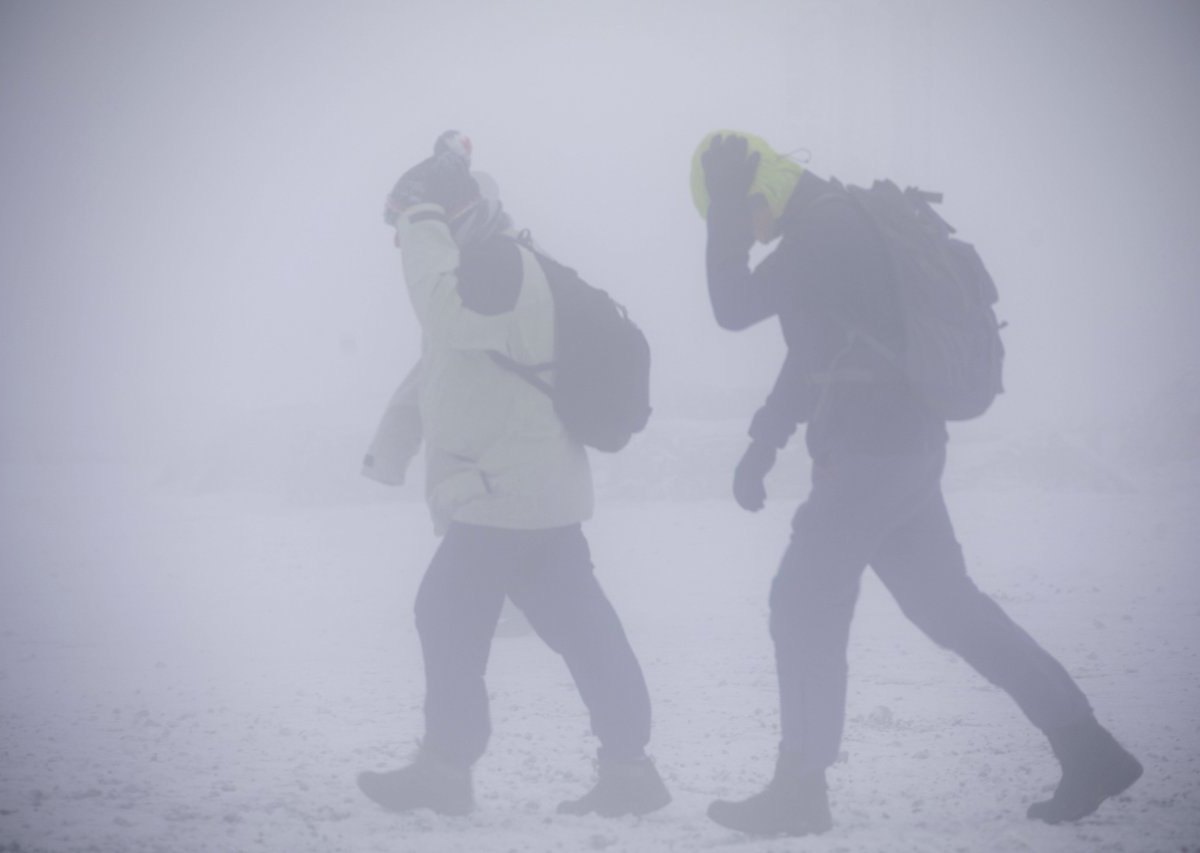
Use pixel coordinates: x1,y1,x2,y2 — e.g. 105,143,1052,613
771,447,1093,770
415,522,652,768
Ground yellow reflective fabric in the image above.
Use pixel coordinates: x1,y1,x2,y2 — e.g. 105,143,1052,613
690,129,806,220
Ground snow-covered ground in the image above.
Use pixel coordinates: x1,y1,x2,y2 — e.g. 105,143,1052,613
2,418,1198,853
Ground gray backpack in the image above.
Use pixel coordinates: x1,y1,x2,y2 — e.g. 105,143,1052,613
488,232,652,452
842,180,1006,421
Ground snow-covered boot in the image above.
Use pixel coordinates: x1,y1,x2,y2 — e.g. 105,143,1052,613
557,755,672,817
357,749,473,816
1027,718,1142,823
707,752,832,837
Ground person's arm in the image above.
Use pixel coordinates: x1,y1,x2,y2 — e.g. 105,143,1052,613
730,344,819,511
700,135,781,331
392,202,464,333
705,198,778,330
362,359,423,485
392,206,521,356
727,203,862,511
387,149,521,333
749,344,819,448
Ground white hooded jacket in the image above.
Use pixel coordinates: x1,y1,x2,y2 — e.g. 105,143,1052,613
366,201,593,535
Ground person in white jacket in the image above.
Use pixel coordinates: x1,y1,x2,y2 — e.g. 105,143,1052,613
357,133,670,819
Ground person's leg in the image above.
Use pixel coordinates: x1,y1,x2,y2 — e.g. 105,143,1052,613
710,450,940,836
769,503,869,771
871,489,1092,730
708,481,869,836
506,524,668,816
416,523,511,767
772,450,946,770
508,524,651,759
359,522,511,814
870,485,1141,821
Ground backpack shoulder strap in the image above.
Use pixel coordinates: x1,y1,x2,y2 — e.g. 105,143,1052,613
498,229,580,283
484,229,557,396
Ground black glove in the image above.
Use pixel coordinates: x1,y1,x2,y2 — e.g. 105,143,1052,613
384,151,480,224
733,440,776,512
702,134,760,209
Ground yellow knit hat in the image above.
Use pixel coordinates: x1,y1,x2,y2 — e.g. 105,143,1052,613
690,130,806,220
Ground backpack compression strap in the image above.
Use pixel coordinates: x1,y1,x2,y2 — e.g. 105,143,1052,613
486,351,555,397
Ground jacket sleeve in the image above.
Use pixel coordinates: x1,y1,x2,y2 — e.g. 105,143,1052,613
393,204,516,351
705,199,778,330
748,345,821,450
362,359,423,485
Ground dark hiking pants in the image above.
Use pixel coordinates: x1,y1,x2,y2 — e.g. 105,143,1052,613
771,446,1094,770
415,521,652,768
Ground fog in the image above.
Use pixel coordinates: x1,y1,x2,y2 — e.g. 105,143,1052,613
1,2,1198,851
2,0,1197,462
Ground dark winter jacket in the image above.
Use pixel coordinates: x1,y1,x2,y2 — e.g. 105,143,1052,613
705,171,947,459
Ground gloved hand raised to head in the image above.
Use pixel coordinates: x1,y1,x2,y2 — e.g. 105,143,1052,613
701,134,761,209
732,440,777,513
384,145,480,226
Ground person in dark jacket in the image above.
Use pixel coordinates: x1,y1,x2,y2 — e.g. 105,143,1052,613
692,130,1141,837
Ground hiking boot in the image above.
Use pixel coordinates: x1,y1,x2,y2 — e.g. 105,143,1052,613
557,755,672,817
708,753,832,837
1027,718,1142,823
357,749,474,816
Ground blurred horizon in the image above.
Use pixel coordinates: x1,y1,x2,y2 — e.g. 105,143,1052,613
2,0,1198,468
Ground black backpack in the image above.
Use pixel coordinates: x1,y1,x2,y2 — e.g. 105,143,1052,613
488,233,652,452
839,180,1006,421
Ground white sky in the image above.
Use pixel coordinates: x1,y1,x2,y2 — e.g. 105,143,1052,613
1,0,1197,461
